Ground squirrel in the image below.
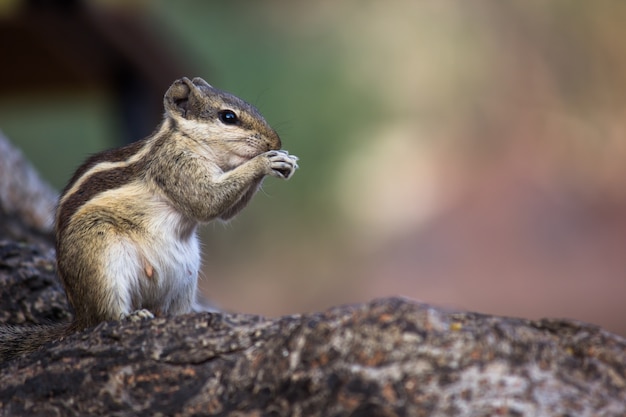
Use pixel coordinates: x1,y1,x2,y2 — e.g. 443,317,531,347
0,77,299,361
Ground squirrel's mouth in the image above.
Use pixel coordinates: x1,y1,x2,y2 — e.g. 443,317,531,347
226,133,281,163
243,136,280,155
229,145,265,166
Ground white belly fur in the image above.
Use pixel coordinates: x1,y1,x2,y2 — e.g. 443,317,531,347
97,184,201,316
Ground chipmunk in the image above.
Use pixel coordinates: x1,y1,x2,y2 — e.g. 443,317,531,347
0,77,299,361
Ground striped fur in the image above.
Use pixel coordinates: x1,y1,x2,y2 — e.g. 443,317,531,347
0,77,299,361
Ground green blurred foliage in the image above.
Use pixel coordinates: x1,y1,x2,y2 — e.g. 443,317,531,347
0,92,116,190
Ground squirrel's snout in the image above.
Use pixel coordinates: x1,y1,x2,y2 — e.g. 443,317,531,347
266,131,282,151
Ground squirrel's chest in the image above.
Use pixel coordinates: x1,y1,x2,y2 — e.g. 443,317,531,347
133,208,200,314
95,196,200,315
141,204,200,280
85,184,202,312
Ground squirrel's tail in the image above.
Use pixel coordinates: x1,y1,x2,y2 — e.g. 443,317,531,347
0,322,70,362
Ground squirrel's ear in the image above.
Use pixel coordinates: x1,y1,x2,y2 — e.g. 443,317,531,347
191,77,212,89
164,77,196,118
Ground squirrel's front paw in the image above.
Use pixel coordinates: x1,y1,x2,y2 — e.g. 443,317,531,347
265,150,299,180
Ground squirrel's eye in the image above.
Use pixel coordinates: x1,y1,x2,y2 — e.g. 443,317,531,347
218,110,239,125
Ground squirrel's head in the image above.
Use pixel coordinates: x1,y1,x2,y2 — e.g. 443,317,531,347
164,77,281,163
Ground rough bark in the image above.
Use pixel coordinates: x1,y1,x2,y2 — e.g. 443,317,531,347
0,242,625,416
0,136,625,416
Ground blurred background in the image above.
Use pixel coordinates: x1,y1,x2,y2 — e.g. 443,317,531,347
1,0,625,336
